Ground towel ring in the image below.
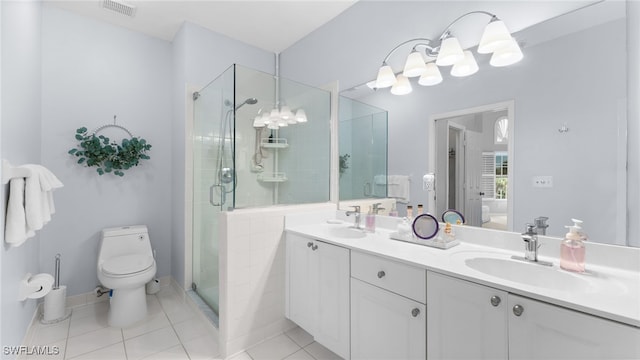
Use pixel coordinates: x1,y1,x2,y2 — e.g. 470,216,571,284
92,116,133,138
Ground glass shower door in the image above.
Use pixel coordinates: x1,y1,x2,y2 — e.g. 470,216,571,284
192,66,235,315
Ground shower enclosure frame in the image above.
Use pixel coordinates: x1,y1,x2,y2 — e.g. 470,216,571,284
188,64,332,322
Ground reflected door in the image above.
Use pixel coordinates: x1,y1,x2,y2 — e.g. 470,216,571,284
465,131,482,226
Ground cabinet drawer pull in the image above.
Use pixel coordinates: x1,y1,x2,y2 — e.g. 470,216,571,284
411,308,420,317
312,244,318,251
377,271,386,278
490,295,501,307
307,242,313,248
513,304,524,316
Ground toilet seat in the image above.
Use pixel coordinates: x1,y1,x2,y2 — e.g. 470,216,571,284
102,254,154,276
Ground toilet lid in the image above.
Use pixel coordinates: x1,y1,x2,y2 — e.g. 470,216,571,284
102,254,154,276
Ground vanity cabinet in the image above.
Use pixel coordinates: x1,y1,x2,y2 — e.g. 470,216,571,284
427,271,508,359
350,252,426,360
428,271,640,359
285,233,350,359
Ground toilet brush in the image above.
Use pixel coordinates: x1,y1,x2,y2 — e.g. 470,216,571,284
41,254,72,324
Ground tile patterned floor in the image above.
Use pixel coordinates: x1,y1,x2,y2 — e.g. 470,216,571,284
22,285,341,360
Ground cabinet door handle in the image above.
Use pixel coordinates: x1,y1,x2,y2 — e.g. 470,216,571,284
411,308,420,317
307,242,313,248
513,304,524,316
311,244,318,251
490,295,501,307
377,271,386,278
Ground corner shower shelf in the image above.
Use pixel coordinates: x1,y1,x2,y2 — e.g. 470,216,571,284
261,138,289,149
258,172,288,183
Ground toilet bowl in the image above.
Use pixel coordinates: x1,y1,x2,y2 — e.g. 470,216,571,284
97,225,156,327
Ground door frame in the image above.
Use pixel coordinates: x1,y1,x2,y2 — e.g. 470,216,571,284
447,123,466,213
427,100,514,231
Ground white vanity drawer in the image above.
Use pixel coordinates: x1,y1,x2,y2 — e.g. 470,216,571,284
351,251,426,304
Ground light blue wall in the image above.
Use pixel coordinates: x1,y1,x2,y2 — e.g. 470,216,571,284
39,5,174,296
1,0,42,353
170,22,275,288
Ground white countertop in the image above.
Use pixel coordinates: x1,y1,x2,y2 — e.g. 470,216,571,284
285,215,640,328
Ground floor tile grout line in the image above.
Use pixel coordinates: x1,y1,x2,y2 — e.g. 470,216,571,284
301,347,318,360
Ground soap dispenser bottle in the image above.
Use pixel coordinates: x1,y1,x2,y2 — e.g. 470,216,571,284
560,219,587,273
365,205,376,233
389,203,398,217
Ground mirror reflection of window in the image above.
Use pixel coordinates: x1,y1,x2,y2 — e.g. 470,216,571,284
494,116,508,144
495,152,508,200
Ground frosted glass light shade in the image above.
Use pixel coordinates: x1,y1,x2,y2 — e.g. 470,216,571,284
490,37,523,67
295,109,307,123
402,51,427,78
436,36,464,66
261,112,271,124
375,63,397,88
478,20,512,54
451,51,479,77
278,120,289,127
267,122,279,130
253,115,265,128
269,109,281,123
390,75,412,95
418,63,443,86
279,105,293,120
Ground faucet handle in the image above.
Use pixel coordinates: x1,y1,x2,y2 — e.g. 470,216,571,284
349,205,361,212
524,223,536,236
372,203,384,214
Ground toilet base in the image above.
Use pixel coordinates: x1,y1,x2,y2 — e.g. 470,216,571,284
108,286,147,327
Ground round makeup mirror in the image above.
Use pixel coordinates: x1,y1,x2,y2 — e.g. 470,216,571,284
412,214,439,239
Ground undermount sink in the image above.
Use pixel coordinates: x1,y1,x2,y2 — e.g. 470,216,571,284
329,226,367,239
463,255,596,293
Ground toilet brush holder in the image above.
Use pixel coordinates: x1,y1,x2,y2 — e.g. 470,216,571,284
41,285,72,324
145,279,160,295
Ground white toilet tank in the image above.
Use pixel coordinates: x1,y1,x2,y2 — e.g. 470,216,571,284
98,225,152,264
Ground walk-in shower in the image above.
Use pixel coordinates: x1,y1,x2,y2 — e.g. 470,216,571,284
191,64,331,318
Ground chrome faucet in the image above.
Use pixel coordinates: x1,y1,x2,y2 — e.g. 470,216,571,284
346,206,362,229
514,224,552,266
522,224,539,261
372,203,385,214
534,216,549,235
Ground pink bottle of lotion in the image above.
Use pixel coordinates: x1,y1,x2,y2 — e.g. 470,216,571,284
560,219,586,273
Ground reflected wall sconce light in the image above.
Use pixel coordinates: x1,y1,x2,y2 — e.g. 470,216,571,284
372,11,523,95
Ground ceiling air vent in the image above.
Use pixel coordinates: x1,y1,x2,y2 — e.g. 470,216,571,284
102,0,137,17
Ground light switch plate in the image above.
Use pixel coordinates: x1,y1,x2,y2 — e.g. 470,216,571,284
532,176,553,188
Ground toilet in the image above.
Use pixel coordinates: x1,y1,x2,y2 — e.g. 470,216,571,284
97,225,156,327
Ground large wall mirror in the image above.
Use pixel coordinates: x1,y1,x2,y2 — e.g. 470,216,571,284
340,1,634,247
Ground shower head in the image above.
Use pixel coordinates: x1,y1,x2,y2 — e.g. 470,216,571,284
225,98,259,111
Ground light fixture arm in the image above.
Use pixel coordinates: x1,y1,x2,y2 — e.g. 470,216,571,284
380,37,434,65
437,10,498,40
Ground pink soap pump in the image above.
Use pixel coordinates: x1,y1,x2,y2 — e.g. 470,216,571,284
560,219,587,273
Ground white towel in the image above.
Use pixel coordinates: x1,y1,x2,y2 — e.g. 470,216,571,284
374,175,387,185
21,165,63,230
4,164,63,247
5,178,36,247
387,175,411,203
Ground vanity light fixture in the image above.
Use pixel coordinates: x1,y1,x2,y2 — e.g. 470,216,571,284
372,11,523,94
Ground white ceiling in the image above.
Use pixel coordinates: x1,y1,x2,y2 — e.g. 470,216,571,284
44,0,615,55
44,0,358,53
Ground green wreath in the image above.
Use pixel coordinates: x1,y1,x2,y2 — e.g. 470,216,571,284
68,127,152,176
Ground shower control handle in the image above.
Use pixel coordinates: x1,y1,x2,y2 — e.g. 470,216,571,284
307,242,313,248
311,244,318,251
209,184,225,207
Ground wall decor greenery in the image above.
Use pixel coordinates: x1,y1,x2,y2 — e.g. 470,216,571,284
339,153,350,177
68,127,152,176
